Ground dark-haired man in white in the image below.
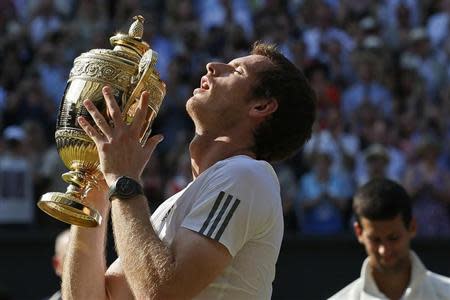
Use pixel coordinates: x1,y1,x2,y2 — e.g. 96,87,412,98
329,179,450,300
62,43,316,299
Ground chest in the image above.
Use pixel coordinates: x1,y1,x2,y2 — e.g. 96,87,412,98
150,184,198,245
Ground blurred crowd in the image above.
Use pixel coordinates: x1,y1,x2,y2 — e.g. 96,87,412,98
0,0,450,238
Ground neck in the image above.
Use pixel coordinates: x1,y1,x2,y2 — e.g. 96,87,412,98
189,133,255,178
372,260,412,300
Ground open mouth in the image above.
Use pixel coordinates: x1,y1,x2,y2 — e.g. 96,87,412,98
193,76,210,95
200,76,210,90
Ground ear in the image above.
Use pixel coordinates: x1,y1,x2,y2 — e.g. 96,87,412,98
353,221,364,244
249,98,278,118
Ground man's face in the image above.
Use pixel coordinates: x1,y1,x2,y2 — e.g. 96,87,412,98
186,54,272,131
354,215,416,273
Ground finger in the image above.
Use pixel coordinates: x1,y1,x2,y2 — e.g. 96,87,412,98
130,91,150,134
83,99,113,138
77,116,105,144
103,86,124,127
143,134,164,157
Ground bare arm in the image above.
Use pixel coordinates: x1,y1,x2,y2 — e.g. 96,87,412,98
111,196,231,299
62,187,136,300
61,186,110,300
78,86,232,299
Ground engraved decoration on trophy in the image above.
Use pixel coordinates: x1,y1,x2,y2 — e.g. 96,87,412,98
37,16,166,227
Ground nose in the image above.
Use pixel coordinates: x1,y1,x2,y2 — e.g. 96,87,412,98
206,62,232,76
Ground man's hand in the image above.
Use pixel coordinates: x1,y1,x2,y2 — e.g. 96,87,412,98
78,86,163,187
85,178,110,215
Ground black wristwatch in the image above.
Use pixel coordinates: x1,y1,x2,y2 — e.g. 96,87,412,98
108,176,144,201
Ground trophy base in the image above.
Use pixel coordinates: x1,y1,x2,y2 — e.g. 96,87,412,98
38,192,102,227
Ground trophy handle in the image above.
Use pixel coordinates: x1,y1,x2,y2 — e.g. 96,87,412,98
124,49,159,144
125,49,157,111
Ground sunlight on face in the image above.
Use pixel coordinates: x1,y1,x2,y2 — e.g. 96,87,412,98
186,55,272,132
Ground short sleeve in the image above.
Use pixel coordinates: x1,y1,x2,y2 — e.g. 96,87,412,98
181,159,280,257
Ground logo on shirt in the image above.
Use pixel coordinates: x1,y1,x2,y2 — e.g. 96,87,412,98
161,205,174,223
199,191,241,241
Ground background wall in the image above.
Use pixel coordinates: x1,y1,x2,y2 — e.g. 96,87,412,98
1,229,449,300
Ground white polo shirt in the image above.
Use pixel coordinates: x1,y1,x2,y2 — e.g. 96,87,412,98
150,155,283,300
329,251,450,300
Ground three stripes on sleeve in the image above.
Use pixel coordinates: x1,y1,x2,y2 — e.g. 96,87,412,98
199,191,241,241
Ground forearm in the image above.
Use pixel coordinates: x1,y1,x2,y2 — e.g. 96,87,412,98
62,208,110,300
111,195,176,299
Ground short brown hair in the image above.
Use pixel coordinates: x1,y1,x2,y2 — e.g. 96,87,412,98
250,42,316,162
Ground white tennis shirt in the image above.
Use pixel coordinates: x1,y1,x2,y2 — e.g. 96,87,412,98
329,251,450,300
150,155,283,299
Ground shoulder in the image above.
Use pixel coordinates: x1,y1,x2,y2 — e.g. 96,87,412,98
216,155,275,176
328,278,362,300
427,270,450,296
191,156,282,227
209,156,279,192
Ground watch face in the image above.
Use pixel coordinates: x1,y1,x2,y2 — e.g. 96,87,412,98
117,177,136,197
109,176,143,201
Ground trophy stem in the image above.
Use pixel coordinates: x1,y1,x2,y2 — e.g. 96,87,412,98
37,170,102,227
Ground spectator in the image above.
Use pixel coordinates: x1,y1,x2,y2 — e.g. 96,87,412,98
28,0,62,46
403,136,450,237
384,3,415,51
355,119,406,185
196,0,253,38
47,228,70,300
303,107,359,182
380,0,421,30
295,151,352,235
274,161,298,233
341,53,393,121
0,125,34,225
319,32,355,86
400,27,446,99
0,0,449,242
426,0,450,48
302,1,354,60
356,144,390,187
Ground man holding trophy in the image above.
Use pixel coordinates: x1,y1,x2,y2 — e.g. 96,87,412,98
56,16,316,300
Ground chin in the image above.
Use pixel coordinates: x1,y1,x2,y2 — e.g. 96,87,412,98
378,259,402,272
186,98,205,123
186,99,195,117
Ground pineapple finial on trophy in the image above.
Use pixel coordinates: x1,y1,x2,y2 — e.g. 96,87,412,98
109,15,149,57
129,15,145,40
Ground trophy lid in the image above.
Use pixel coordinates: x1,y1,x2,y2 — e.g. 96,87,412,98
110,15,150,57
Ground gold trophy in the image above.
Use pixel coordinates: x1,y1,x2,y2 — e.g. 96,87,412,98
37,16,166,227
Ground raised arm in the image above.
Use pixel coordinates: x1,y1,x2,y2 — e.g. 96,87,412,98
61,184,110,300
77,86,232,299
61,183,136,300
110,199,231,299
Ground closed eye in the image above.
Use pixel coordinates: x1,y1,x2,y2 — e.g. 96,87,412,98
387,235,399,242
227,60,245,75
234,67,244,75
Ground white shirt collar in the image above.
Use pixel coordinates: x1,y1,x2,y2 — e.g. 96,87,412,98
360,251,427,300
